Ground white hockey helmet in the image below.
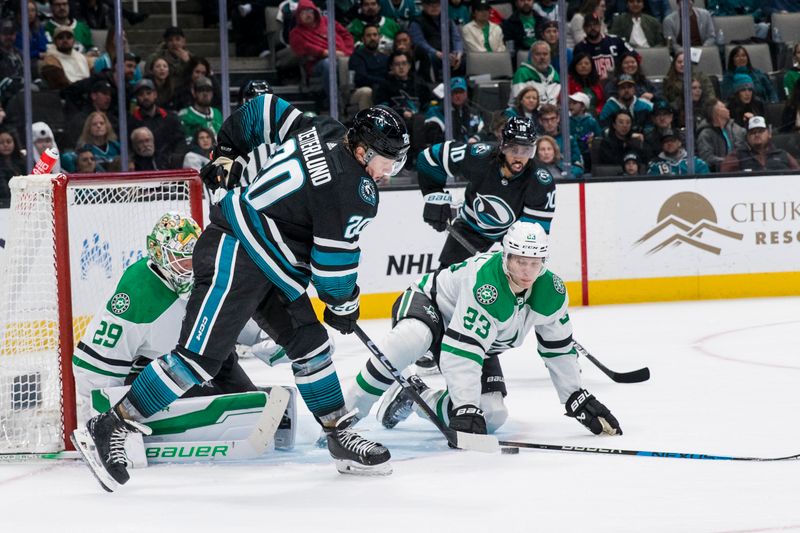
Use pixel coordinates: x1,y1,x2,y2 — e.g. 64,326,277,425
502,221,549,277
147,211,201,296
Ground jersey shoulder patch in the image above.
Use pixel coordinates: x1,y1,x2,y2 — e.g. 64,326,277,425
526,270,568,317
108,259,180,324
358,176,378,206
534,166,553,185
469,143,492,158
471,253,516,321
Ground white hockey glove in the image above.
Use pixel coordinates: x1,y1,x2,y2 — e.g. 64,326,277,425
565,389,622,436
423,191,452,232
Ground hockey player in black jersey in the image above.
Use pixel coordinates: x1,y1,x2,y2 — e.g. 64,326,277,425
72,105,411,491
418,116,556,267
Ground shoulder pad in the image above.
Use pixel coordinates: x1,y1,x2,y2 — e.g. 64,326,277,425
526,270,568,317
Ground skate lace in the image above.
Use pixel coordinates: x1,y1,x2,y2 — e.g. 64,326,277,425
107,426,131,466
337,430,381,456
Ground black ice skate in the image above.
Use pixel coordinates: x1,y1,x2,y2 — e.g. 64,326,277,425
70,410,152,492
326,411,391,476
414,352,439,376
376,374,429,429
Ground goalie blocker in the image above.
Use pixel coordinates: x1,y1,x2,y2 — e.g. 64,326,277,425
90,385,298,465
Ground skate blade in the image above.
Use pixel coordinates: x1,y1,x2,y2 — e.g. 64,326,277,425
70,430,120,493
334,458,393,476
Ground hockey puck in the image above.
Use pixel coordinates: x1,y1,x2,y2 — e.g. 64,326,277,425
501,447,519,455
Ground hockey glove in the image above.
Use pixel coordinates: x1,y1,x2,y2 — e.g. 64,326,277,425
449,404,487,434
199,156,240,192
423,191,452,232
323,287,360,335
565,389,622,436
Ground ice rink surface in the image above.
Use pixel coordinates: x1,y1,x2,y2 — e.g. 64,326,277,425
3,296,800,533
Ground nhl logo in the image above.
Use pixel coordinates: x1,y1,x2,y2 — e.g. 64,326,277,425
476,284,498,305
552,275,565,295
110,292,130,315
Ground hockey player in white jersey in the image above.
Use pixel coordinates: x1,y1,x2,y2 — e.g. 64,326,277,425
345,221,622,437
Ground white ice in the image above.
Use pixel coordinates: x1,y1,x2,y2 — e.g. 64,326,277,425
3,296,800,533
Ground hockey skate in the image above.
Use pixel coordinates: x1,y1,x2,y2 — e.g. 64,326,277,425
71,410,152,492
414,352,439,376
376,375,429,429
325,411,391,476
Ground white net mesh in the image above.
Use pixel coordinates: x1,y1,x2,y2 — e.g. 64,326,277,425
0,174,198,453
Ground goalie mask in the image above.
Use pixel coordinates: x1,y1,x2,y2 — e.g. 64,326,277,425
147,212,201,296
502,221,548,289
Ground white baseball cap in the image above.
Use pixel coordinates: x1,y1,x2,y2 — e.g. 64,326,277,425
747,116,767,131
568,92,591,108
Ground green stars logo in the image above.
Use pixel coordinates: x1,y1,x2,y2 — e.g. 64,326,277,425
110,292,130,315
552,275,565,295
476,284,498,305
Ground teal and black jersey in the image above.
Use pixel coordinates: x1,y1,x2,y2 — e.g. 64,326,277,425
214,118,378,305
417,141,557,240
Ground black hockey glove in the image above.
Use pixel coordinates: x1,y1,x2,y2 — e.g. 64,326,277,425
449,404,487,434
565,389,622,436
323,287,360,335
423,191,452,232
199,156,241,192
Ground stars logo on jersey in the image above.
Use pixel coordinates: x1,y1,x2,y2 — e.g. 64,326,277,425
535,168,553,185
470,143,491,157
423,304,439,323
553,274,565,295
476,284,498,305
358,176,377,206
110,292,130,315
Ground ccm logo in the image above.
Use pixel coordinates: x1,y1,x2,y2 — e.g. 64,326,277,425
195,317,209,341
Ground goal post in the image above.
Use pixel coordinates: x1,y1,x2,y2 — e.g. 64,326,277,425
0,170,203,454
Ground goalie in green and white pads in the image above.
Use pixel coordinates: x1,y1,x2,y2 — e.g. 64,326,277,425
345,221,622,437
72,212,295,469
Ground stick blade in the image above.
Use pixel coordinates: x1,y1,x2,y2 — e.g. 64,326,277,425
611,366,650,383
453,431,500,453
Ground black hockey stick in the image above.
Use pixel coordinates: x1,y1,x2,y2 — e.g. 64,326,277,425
498,440,800,462
444,223,650,384
353,324,499,453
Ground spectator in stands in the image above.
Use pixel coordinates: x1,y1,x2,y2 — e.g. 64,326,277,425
534,135,566,179
178,75,222,142
375,50,432,123
31,121,61,172
599,74,653,131
379,0,418,28
173,56,221,110
603,50,656,102
504,86,540,126
392,29,433,83
726,74,766,128
644,0,671,21
409,0,464,81
230,0,269,56
93,29,143,85
511,40,560,105
573,13,638,80
696,98,746,171
349,23,389,111
502,0,537,55
482,111,508,142
289,0,354,101
128,78,185,169
40,25,91,89
707,0,768,39
597,109,643,165
182,126,214,171
567,0,607,49
533,0,560,22
75,0,112,30
641,98,674,161
609,0,665,48
45,0,92,52
349,0,401,51
620,150,643,176
148,26,195,78
425,76,483,144
662,52,715,112
568,51,604,115
721,46,778,104
0,127,25,206
462,0,506,53
148,57,178,110
538,103,584,177
538,20,571,74
662,0,716,55
0,19,24,80
674,76,712,131
783,43,800,100
647,129,710,174
70,111,120,169
779,82,800,133
720,115,800,171
448,0,471,25
130,126,163,170
568,92,601,170
75,146,99,172
15,2,48,64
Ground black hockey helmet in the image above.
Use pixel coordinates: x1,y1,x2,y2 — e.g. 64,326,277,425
346,105,410,161
502,116,537,147
239,79,273,105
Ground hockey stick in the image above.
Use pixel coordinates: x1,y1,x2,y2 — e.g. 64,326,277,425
444,223,650,384
0,451,80,463
498,440,800,462
353,324,499,453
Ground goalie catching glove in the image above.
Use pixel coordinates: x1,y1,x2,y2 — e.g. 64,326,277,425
323,287,360,335
423,191,452,232
199,155,242,192
565,389,622,436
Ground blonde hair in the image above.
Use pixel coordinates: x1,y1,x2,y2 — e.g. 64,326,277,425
77,111,118,148
536,135,562,164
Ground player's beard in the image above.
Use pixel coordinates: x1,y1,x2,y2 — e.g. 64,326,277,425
503,157,527,176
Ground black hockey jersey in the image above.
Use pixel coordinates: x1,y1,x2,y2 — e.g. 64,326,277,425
573,36,638,80
417,141,556,240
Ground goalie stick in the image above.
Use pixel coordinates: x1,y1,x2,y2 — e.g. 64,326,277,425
498,440,800,462
444,223,650,384
353,325,499,453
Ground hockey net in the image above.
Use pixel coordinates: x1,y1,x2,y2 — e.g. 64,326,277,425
0,171,203,454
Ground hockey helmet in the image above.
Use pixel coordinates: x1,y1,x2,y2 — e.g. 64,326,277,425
147,212,201,296
501,116,537,162
502,221,548,281
239,79,273,105
347,105,410,175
